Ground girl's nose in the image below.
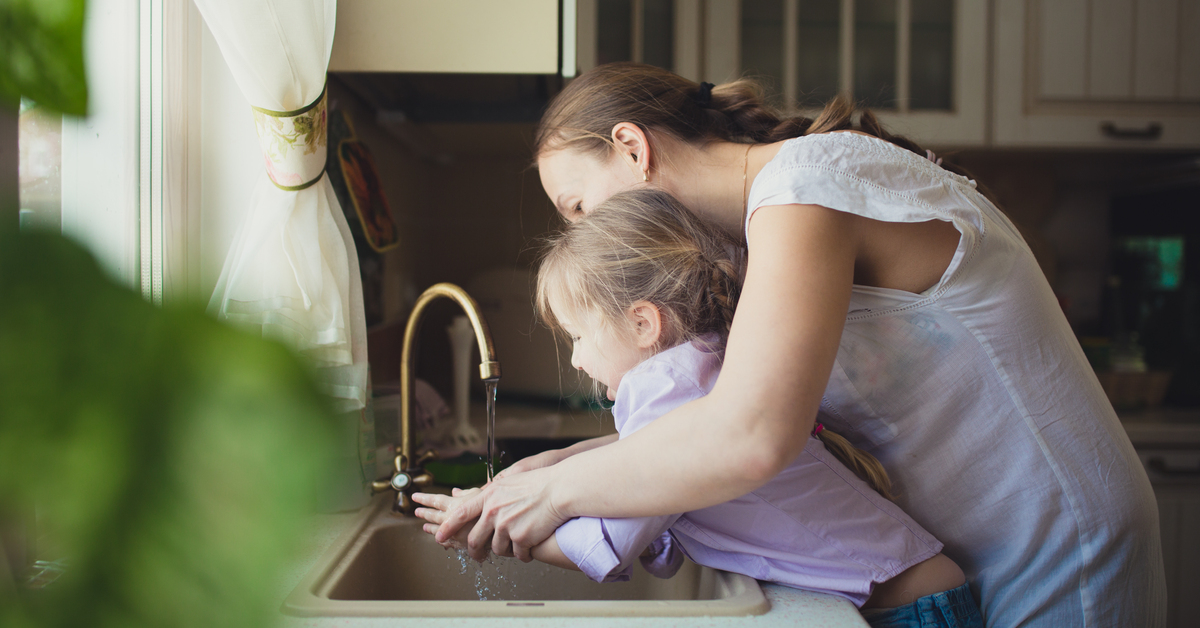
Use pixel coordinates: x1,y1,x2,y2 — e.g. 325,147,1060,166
570,346,583,370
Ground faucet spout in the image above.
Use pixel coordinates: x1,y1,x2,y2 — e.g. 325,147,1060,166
377,283,501,513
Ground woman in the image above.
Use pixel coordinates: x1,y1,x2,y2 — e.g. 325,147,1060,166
428,63,1165,627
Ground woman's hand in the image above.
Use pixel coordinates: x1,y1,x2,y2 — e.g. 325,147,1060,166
432,465,570,563
413,488,480,553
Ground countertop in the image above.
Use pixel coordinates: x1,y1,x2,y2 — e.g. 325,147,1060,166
277,406,1200,627
1119,408,1200,448
272,509,869,628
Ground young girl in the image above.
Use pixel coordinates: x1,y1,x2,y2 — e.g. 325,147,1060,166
416,189,982,627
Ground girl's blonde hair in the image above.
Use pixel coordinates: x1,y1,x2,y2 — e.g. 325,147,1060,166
536,189,895,500
536,189,743,352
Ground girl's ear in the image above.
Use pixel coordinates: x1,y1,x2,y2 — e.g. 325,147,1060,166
611,122,652,181
626,301,663,350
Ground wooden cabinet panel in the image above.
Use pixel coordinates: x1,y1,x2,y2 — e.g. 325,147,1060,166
1182,2,1200,99
329,0,559,74
1038,0,1088,99
1134,0,1181,100
1088,0,1135,99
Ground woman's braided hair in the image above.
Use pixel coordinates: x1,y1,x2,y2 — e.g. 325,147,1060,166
534,62,978,183
536,188,745,353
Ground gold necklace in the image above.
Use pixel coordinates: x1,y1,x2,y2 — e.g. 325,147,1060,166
741,143,754,229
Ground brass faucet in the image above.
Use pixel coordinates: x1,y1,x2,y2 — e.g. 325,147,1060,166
372,283,501,513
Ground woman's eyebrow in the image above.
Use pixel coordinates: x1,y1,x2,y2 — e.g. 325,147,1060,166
554,194,569,214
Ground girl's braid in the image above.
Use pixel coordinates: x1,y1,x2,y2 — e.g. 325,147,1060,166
706,256,742,336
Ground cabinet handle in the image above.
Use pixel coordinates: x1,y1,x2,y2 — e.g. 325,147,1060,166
1148,457,1200,478
1099,122,1163,140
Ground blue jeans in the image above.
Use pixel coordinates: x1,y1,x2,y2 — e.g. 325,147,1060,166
860,583,984,628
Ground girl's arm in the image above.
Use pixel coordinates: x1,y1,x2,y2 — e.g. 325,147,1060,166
493,434,619,481
529,532,581,571
440,204,858,561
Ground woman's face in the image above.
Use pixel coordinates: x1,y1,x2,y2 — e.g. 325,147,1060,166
538,147,643,222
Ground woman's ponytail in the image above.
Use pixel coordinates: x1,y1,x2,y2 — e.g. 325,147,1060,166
534,62,987,189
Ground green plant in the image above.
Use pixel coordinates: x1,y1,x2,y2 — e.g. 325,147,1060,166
0,232,338,628
0,0,88,115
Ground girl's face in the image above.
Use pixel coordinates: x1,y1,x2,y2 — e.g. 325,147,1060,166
555,306,646,402
538,147,643,222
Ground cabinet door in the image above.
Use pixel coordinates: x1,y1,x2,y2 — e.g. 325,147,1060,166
1157,484,1200,628
573,1,986,147
329,0,559,74
717,0,988,147
993,0,1200,148
574,0,706,80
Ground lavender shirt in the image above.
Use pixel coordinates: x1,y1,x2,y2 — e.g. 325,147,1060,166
554,339,943,607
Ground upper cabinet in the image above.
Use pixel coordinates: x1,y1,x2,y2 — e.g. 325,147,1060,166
993,0,1200,148
574,0,988,147
329,0,560,74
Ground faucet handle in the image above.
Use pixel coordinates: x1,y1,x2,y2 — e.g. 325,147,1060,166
414,449,438,467
374,449,439,514
410,472,434,489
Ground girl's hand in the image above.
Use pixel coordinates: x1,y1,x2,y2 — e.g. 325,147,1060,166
493,435,618,481
434,466,569,563
493,448,568,481
413,488,481,553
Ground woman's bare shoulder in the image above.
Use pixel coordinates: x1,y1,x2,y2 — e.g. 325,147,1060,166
748,201,959,297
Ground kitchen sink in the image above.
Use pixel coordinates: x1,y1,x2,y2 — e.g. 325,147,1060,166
282,494,769,617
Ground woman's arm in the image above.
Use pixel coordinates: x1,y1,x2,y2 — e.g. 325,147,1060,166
441,204,859,561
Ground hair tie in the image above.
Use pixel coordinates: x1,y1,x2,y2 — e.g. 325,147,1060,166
694,82,715,108
811,422,824,437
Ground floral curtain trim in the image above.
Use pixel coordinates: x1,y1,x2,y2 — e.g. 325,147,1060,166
252,83,328,191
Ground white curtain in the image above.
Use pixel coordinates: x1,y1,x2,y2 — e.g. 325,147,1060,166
194,0,367,413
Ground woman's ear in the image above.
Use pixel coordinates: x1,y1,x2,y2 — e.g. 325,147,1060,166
626,301,663,350
611,122,652,181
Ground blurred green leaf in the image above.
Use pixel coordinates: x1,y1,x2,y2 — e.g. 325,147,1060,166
0,232,339,628
0,0,88,115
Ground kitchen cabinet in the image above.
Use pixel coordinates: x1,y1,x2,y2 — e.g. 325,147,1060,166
1156,481,1200,628
574,0,706,79
1140,447,1200,628
573,0,988,147
993,0,1200,148
329,0,560,74
1125,417,1200,628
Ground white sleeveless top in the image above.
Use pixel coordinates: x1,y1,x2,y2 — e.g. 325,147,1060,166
746,132,1165,628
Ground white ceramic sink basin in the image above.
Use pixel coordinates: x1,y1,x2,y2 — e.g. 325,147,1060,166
283,495,769,617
